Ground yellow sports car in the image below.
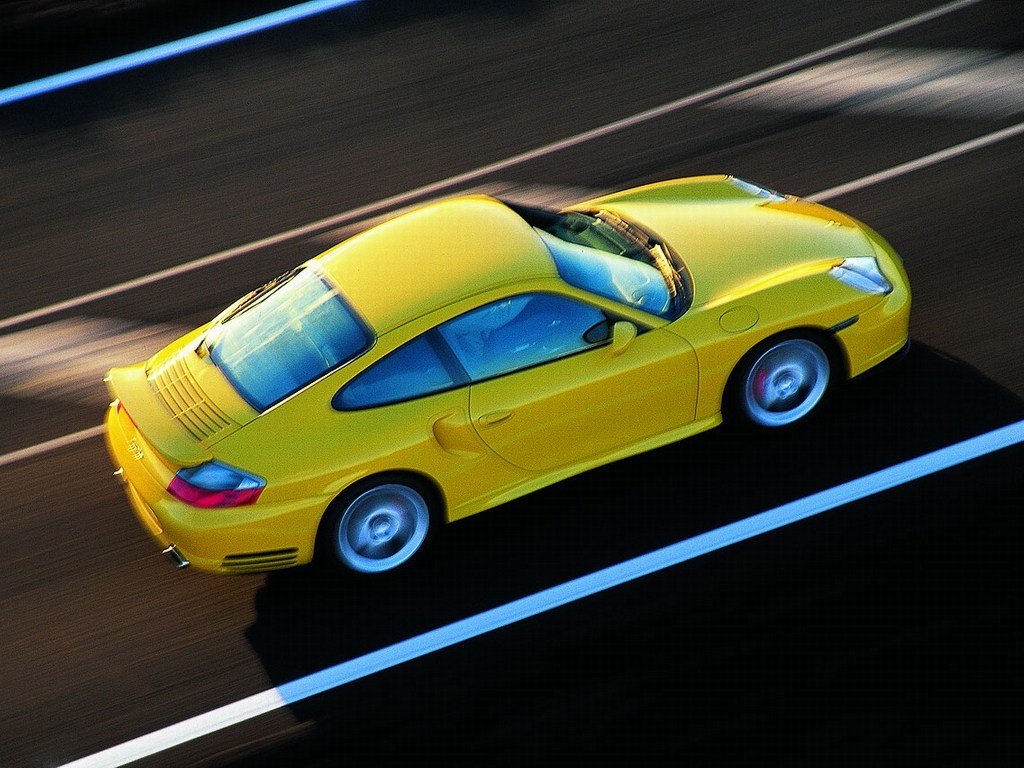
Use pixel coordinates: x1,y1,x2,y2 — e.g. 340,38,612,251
105,176,910,574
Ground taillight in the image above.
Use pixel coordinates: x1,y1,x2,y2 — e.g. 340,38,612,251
167,460,265,508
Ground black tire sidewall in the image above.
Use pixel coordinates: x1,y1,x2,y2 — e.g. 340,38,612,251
726,331,836,429
315,473,439,576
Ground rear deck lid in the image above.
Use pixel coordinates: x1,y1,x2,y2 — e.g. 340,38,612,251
106,365,212,465
106,331,259,464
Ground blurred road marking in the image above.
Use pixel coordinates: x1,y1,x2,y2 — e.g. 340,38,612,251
0,426,106,470
808,120,1024,201
0,0,980,334
0,317,186,406
60,690,287,768
715,48,1024,119
2,116,1024,470
0,0,365,108
59,418,1024,767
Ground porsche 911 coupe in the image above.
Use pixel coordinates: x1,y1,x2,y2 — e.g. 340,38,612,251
105,175,910,574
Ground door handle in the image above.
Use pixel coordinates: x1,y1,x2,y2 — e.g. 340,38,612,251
477,410,513,427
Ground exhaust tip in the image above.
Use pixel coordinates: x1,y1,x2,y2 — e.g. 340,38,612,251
162,544,190,569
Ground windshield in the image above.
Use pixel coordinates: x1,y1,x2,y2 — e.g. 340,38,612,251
509,203,687,319
536,229,672,316
208,266,371,411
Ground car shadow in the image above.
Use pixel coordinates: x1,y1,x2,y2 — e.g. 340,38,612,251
239,341,1024,761
246,340,1023,676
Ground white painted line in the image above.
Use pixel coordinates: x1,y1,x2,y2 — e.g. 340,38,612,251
59,418,1024,768
0,0,364,108
0,0,980,334
2,116,1022,470
61,690,286,768
808,120,1024,201
0,425,106,470
715,47,1024,119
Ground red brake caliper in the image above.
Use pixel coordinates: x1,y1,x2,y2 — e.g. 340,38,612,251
755,369,769,400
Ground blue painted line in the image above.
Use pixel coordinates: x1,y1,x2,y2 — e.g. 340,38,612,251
0,0,364,108
277,418,1024,704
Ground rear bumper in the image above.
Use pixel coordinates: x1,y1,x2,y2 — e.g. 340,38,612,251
104,403,319,573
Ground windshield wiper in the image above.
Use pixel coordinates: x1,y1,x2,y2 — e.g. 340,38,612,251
197,267,303,357
592,210,684,306
217,267,302,326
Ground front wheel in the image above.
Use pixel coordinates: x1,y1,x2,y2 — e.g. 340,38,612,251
326,481,432,573
737,337,831,427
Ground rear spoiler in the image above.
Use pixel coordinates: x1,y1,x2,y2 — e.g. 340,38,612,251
105,366,210,465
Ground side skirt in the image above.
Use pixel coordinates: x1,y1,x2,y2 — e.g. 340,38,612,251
447,413,723,521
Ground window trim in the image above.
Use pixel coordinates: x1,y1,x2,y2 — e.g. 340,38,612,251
425,328,470,384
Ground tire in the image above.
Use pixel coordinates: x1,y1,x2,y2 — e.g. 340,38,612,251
321,476,434,574
733,335,832,427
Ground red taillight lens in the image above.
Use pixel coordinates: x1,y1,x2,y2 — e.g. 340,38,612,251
167,461,265,508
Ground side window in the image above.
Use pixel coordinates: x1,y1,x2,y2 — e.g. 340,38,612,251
334,335,458,409
437,293,607,381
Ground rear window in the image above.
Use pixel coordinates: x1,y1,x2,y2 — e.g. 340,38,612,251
208,266,371,411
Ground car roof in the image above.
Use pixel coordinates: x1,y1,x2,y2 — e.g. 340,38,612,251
316,195,557,333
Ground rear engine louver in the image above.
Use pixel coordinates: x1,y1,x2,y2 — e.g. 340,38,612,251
150,352,235,442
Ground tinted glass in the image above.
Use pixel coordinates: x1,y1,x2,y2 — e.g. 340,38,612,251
537,228,672,316
438,293,605,381
209,267,370,411
336,335,457,409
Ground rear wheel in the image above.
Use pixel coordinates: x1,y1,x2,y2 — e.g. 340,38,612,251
324,479,433,573
736,337,831,427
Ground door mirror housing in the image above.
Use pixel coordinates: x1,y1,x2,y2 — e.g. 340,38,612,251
583,319,612,344
609,321,637,356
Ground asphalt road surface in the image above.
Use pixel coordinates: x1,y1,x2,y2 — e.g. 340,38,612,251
1,1,1022,765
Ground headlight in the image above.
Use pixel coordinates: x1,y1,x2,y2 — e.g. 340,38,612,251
830,257,892,295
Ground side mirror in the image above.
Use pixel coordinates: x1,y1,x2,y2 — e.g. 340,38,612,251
609,321,637,356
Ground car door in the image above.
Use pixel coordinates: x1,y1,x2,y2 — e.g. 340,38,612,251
331,331,529,517
436,292,698,472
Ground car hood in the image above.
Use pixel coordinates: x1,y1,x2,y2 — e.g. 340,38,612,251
574,177,874,308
